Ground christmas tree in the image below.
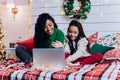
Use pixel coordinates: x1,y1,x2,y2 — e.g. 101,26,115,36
0,15,6,61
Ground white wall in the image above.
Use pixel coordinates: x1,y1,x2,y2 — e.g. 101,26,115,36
0,3,30,47
1,0,120,47
31,0,120,38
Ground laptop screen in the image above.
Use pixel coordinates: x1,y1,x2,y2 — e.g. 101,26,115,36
32,48,65,71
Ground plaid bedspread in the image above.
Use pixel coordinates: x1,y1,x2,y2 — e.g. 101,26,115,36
0,59,120,80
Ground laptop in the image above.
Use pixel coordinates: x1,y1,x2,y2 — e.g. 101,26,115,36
32,48,65,71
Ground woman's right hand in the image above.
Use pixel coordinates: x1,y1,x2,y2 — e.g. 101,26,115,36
52,41,64,48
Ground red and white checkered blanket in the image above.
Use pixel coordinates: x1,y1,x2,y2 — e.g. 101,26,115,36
0,59,120,80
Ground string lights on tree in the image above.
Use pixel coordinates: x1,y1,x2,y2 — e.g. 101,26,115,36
0,14,6,61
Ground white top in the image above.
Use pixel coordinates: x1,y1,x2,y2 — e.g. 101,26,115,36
65,37,91,62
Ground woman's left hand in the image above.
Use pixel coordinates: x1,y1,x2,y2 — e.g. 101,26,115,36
52,41,64,48
66,58,80,66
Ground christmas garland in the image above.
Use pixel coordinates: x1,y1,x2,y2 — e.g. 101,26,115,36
63,0,91,20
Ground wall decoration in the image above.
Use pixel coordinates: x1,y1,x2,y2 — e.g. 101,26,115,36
63,0,91,20
11,0,19,21
11,6,18,21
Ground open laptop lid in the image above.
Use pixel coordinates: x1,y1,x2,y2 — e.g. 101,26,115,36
32,48,65,71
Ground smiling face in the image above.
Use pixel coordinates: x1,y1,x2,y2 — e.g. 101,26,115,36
44,19,54,35
68,26,79,41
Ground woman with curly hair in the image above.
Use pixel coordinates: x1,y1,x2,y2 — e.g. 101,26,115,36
15,13,65,64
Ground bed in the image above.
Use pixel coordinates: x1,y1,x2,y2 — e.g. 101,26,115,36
1,32,120,80
0,59,120,80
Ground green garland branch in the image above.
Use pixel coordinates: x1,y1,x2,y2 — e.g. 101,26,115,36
63,0,91,20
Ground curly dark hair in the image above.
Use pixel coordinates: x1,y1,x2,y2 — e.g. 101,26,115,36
66,20,91,55
34,13,58,48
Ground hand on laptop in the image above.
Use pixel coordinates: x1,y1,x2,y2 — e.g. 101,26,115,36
52,41,64,48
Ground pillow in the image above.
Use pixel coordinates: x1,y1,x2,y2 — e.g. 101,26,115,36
88,32,98,46
90,43,114,55
103,48,120,60
97,33,120,47
16,37,34,51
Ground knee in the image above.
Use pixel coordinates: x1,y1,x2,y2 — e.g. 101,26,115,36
97,53,103,58
15,45,24,53
93,53,103,61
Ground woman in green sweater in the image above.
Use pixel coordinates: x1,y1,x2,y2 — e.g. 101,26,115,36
16,13,65,64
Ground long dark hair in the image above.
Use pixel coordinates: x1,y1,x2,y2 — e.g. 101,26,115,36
66,20,91,55
34,13,58,48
